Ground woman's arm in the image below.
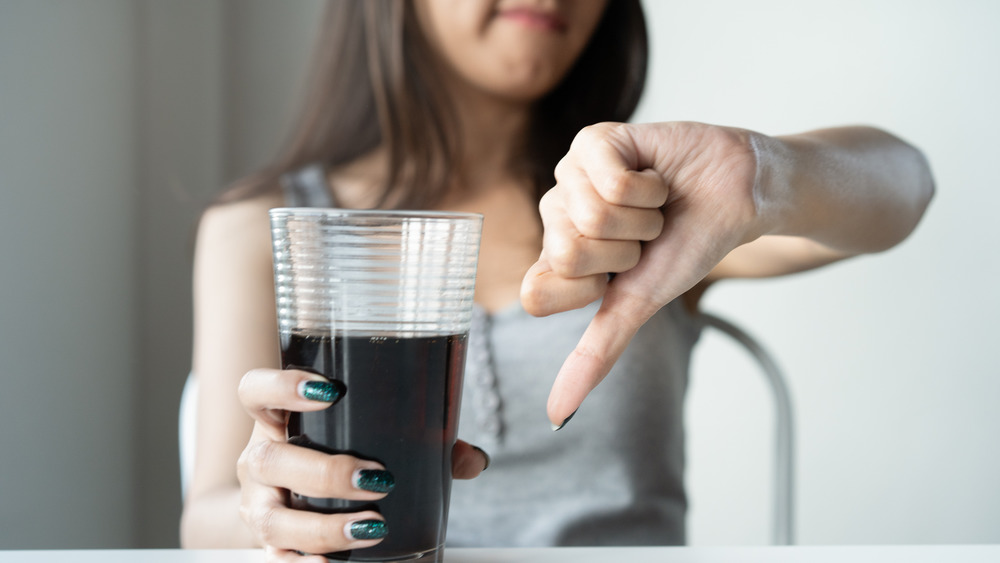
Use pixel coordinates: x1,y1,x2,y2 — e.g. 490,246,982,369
181,193,282,548
707,125,933,281
521,121,934,428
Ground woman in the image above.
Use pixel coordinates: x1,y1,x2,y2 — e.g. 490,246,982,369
181,0,933,559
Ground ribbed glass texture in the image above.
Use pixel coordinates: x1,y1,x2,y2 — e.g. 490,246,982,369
270,208,483,337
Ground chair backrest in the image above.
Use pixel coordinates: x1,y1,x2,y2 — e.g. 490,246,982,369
178,373,198,499
695,311,796,546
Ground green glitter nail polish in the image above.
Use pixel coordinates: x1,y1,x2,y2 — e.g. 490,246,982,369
356,469,396,493
350,519,388,540
300,380,339,403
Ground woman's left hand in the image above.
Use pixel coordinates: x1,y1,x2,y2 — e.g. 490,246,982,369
521,121,766,429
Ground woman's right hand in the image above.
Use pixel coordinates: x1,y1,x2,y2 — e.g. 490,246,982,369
237,368,388,561
236,368,489,562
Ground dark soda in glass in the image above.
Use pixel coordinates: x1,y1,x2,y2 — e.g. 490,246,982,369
283,331,467,561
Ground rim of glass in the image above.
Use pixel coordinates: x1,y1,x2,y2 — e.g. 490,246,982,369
270,207,483,221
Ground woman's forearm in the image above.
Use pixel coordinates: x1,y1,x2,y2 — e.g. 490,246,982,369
181,487,258,549
759,125,934,254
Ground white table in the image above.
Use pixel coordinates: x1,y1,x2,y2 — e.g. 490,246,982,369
1,546,998,562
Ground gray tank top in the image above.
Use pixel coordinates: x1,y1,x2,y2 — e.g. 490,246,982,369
280,165,699,546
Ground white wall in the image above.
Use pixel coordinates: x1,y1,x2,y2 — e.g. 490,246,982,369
128,0,323,546
631,0,1000,545
0,0,138,548
0,0,323,548
131,0,227,547
225,0,324,178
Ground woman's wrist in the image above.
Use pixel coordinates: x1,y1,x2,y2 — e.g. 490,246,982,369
745,129,800,241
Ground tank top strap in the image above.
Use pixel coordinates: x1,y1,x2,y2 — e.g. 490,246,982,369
278,163,336,208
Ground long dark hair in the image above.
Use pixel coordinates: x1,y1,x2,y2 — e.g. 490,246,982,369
221,0,648,208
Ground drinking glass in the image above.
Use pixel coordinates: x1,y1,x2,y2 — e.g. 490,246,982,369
269,208,483,562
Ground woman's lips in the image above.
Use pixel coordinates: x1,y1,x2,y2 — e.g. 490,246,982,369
496,8,567,32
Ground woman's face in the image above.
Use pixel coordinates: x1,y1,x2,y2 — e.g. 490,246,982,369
413,0,610,103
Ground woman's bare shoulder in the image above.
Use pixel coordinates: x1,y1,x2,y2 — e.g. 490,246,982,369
200,190,284,236
192,191,283,355
193,193,286,305
197,191,285,258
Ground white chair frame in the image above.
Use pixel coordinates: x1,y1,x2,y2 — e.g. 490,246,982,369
695,312,796,546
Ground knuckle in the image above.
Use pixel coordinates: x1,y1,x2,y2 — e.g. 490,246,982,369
244,439,278,477
238,501,255,529
241,501,278,544
520,295,543,317
519,280,550,317
236,369,261,405
553,156,572,181
237,373,251,402
576,121,618,145
599,169,632,204
537,188,558,217
547,241,585,277
236,439,259,483
254,506,279,544
572,124,599,147
236,451,250,482
314,515,348,549
315,456,348,495
574,204,611,239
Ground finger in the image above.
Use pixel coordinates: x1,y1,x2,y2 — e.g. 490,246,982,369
544,196,735,428
452,440,490,479
565,124,669,207
540,194,641,277
246,502,387,555
564,181,665,241
546,287,658,429
239,369,343,431
241,437,394,500
545,235,641,278
520,253,606,317
591,168,670,209
555,166,664,241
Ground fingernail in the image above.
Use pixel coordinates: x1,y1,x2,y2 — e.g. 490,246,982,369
347,519,388,540
471,445,491,471
298,380,340,403
551,409,578,431
354,469,395,493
